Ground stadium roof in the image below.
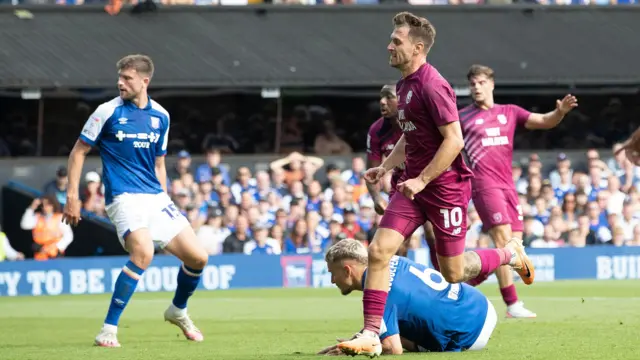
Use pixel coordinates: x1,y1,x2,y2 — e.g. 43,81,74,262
1,5,640,89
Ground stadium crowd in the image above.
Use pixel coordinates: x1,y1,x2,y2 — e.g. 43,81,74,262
0,0,637,5
24,142,640,261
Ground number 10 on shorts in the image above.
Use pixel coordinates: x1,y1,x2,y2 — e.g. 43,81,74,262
439,207,463,229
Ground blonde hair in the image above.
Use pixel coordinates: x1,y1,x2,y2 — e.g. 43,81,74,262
325,239,368,265
117,54,154,78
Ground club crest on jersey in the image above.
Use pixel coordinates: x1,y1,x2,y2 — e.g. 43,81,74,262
497,114,507,125
406,90,413,104
151,117,160,129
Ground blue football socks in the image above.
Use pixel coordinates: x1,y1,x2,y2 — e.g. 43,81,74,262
172,264,203,310
104,260,145,326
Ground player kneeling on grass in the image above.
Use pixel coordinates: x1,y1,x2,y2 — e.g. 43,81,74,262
318,239,497,356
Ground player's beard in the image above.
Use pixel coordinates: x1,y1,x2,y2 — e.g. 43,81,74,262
120,89,137,101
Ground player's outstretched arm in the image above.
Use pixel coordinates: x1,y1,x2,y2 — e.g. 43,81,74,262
380,135,406,172
524,94,578,130
63,140,91,226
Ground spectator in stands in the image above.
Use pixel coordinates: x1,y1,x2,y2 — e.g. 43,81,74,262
549,153,572,188
279,115,305,154
620,202,638,243
314,119,352,155
20,195,73,260
223,215,252,253
530,225,562,248
270,152,324,186
168,150,192,181
244,222,281,255
0,226,24,261
283,219,310,254
577,213,598,245
230,167,257,204
269,224,285,248
196,147,230,186
43,166,68,207
82,171,105,217
197,207,230,255
341,205,364,240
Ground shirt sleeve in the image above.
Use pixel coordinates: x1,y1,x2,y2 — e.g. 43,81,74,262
58,221,74,252
2,233,18,260
366,124,382,163
510,105,532,126
79,103,112,146
156,115,170,156
20,208,37,230
379,304,399,341
422,81,459,127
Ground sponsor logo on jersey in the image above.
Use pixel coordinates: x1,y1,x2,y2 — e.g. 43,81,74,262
82,116,101,139
115,130,160,149
151,117,160,129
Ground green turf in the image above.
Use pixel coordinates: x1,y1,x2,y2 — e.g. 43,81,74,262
1,280,639,360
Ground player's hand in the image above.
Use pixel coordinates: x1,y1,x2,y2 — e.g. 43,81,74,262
29,198,41,210
364,167,386,185
556,94,578,115
62,198,82,226
374,199,388,215
318,344,342,355
397,177,427,200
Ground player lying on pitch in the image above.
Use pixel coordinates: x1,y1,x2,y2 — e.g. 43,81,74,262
318,239,498,356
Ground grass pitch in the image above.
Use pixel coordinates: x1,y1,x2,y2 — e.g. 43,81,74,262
1,280,638,360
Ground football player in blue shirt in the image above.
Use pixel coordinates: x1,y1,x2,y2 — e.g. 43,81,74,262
62,54,209,348
319,239,497,357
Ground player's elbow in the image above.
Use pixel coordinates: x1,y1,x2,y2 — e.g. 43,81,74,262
447,134,465,153
71,140,91,158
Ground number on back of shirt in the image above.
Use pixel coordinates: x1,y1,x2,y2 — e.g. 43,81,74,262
439,207,463,229
409,265,460,300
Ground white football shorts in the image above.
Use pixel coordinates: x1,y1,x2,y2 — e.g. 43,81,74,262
106,192,189,250
468,297,498,351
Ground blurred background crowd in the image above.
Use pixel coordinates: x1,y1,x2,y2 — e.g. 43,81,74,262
0,0,637,8
15,140,639,263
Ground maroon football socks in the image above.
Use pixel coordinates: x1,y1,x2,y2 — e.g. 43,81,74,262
362,289,388,334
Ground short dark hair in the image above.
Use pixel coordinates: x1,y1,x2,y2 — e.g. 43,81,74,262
467,64,495,81
117,54,154,78
393,12,436,53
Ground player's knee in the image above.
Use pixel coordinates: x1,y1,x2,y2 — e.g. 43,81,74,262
440,264,465,283
442,270,465,284
127,241,154,269
186,250,208,270
368,233,402,264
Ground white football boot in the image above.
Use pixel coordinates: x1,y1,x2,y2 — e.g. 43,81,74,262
506,301,537,318
164,304,204,342
94,325,121,347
